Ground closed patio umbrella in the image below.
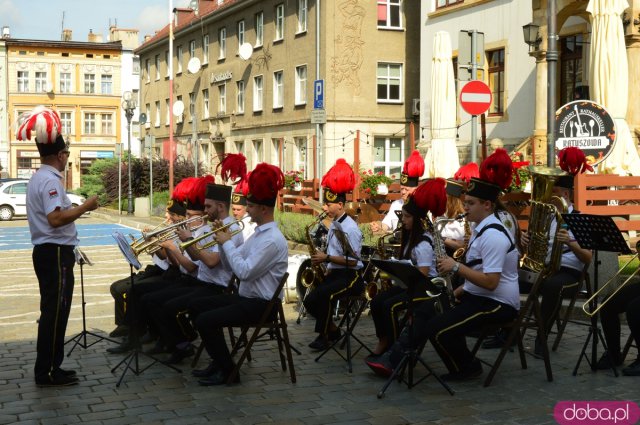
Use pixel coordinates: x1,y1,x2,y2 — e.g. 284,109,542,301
424,31,460,178
588,0,640,175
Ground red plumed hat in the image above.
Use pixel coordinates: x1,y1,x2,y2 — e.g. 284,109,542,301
466,149,513,202
558,147,593,176
181,175,215,211
322,159,355,203
247,164,284,207
16,106,66,156
168,177,190,216
404,178,447,219
454,162,479,183
401,150,425,187
217,153,247,184
232,171,250,206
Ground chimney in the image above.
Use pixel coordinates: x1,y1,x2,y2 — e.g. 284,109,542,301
2,26,10,39
144,35,152,43
87,29,103,43
61,29,72,41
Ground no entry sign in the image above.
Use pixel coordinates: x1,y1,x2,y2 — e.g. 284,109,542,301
460,80,492,115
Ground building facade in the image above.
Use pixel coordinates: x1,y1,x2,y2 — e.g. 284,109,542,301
137,0,420,180
3,32,124,189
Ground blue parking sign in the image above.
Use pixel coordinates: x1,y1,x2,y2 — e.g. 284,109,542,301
314,80,324,109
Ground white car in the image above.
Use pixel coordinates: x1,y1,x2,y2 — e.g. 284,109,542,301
0,179,86,221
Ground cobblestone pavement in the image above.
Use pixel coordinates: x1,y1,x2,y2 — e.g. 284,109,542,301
0,212,638,425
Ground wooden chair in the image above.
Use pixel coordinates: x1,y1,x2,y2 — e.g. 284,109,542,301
226,273,296,384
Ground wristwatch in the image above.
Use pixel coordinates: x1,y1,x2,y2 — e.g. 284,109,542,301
452,263,460,273
325,255,331,263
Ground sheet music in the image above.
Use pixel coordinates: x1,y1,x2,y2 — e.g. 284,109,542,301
112,231,142,270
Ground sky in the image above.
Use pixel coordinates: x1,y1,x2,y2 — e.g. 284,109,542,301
1,0,192,43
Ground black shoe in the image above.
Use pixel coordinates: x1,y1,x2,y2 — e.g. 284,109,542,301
144,342,169,356
192,361,219,378
441,359,483,381
109,325,130,338
596,351,623,370
106,339,134,354
166,345,195,364
35,373,79,387
365,352,394,377
140,331,157,345
197,367,240,386
58,368,77,377
622,359,640,376
308,336,330,351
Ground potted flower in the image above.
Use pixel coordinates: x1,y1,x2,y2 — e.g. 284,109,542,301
284,170,304,191
359,169,395,197
510,158,531,192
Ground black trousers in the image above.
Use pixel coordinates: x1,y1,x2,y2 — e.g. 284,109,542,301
303,269,364,335
600,281,640,361
195,294,270,373
411,293,517,374
32,244,75,381
109,265,164,326
370,286,434,343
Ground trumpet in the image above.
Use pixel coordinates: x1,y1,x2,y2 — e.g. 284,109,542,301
179,219,245,251
131,216,207,257
583,241,640,317
129,218,170,248
141,215,206,240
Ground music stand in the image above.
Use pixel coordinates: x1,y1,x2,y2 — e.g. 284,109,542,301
65,248,118,356
370,259,455,398
562,214,631,376
109,232,181,387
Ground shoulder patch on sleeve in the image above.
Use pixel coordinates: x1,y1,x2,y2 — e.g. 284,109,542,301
48,189,59,198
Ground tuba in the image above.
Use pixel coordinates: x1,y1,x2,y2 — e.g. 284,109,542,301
522,166,568,275
365,229,399,300
299,213,328,288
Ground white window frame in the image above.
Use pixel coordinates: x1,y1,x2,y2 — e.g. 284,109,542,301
155,101,161,127
145,104,151,128
145,59,150,82
376,62,403,103
17,71,29,92
255,12,264,47
202,34,209,64
297,0,308,33
253,139,264,163
237,20,245,49
295,65,307,105
155,54,160,80
219,84,227,114
373,136,405,175
219,28,226,59
237,80,245,114
273,70,284,109
60,112,73,135
176,95,183,123
101,113,113,135
84,112,96,134
253,75,263,112
59,72,71,93
84,73,96,94
165,50,170,77
203,89,209,119
35,72,47,92
235,141,244,154
377,0,402,29
294,136,307,177
165,98,170,126
189,93,195,122
271,138,282,168
101,74,113,94
189,39,196,58
177,45,183,73
275,4,284,41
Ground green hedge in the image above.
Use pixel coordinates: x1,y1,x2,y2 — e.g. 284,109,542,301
275,210,378,246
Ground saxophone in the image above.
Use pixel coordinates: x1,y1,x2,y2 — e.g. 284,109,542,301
299,212,328,288
365,228,399,299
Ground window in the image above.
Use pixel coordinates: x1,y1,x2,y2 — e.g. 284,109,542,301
253,75,263,111
436,0,463,7
101,74,113,94
273,71,283,109
237,80,245,114
378,0,401,28
35,72,47,92
166,98,170,125
275,4,284,40
165,50,170,77
155,54,160,80
376,63,402,102
295,65,307,105
203,89,209,119
145,103,151,128
203,34,209,64
101,113,113,135
177,45,183,73
189,40,196,58
155,101,161,126
60,72,71,93
255,12,264,46
237,20,245,48
219,84,227,114
60,112,72,135
176,95,183,123
487,48,505,115
84,113,96,134
84,74,96,94
253,139,264,163
145,59,150,82
297,0,308,33
133,57,140,74
235,141,244,154
271,138,282,168
294,137,307,177
373,137,404,175
560,35,586,104
17,71,29,92
219,28,226,59
189,93,195,122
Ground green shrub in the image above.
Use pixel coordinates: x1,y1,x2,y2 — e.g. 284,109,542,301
276,210,315,244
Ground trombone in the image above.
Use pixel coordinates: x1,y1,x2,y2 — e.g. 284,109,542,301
179,219,245,252
583,241,640,317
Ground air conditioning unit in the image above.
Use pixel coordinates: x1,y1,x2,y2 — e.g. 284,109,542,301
412,98,420,116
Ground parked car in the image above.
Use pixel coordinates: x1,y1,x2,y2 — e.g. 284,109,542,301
0,179,86,221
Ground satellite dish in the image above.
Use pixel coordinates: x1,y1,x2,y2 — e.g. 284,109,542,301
172,100,185,117
187,57,201,74
44,82,54,93
139,113,147,124
238,43,253,61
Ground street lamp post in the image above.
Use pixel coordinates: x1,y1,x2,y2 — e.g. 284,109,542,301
122,91,137,216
